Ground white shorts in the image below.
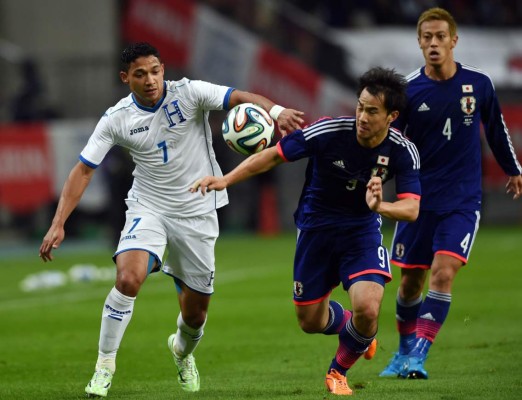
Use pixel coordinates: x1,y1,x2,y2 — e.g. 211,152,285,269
115,200,219,294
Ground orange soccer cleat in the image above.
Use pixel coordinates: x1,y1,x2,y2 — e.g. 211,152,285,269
363,338,378,360
325,369,353,395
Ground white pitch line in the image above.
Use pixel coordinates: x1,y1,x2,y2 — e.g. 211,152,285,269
0,267,280,311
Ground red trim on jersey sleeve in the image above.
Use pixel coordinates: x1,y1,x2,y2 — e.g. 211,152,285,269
348,269,392,282
293,289,332,306
276,141,289,162
391,260,431,270
435,250,468,264
397,193,421,200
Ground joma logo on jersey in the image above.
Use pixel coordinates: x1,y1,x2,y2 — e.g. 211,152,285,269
120,234,137,242
460,96,476,115
130,126,149,135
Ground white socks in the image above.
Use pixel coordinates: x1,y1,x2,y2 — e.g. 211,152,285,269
94,289,206,371
173,312,206,357
96,287,136,373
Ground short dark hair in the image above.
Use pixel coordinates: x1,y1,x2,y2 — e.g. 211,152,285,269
357,67,407,114
120,42,161,72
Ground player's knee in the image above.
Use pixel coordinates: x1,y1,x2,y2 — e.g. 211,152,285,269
354,307,379,324
116,271,145,297
352,303,380,335
430,268,455,290
182,312,207,329
297,317,323,334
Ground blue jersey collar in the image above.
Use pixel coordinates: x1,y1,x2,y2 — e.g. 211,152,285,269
132,81,167,112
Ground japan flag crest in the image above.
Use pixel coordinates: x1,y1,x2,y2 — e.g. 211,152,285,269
460,96,476,115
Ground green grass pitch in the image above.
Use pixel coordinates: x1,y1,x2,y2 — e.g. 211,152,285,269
0,226,521,399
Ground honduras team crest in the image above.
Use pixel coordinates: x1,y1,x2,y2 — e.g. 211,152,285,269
460,96,476,115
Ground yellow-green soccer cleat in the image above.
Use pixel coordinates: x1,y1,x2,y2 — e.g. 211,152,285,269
167,334,200,392
85,367,113,397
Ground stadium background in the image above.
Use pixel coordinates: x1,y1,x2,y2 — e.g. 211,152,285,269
0,0,521,248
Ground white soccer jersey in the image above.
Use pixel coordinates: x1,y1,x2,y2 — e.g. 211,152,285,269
80,78,232,217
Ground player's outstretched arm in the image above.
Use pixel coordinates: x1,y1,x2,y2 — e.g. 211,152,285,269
229,89,304,136
506,175,522,200
191,146,284,195
366,177,419,222
39,162,95,262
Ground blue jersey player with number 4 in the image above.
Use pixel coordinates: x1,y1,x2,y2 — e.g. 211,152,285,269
379,8,522,380
191,67,421,396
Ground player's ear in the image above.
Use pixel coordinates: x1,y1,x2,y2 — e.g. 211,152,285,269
388,110,399,123
120,71,129,84
451,34,458,49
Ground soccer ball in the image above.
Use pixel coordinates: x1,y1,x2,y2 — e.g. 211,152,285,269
222,103,274,155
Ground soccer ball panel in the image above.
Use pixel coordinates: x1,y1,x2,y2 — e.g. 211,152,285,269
222,103,275,156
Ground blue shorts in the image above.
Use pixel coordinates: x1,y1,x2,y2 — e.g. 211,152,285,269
293,222,392,305
390,210,481,269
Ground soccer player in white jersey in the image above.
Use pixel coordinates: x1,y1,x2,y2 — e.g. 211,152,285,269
39,42,304,398
378,8,522,380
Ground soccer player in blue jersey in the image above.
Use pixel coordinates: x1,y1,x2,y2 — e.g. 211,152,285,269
38,42,304,398
379,8,522,380
191,67,421,395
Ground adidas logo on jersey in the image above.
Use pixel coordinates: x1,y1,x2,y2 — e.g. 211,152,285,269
417,103,430,112
333,160,345,169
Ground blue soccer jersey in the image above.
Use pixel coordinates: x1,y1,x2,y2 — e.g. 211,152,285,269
393,63,522,212
277,117,421,231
